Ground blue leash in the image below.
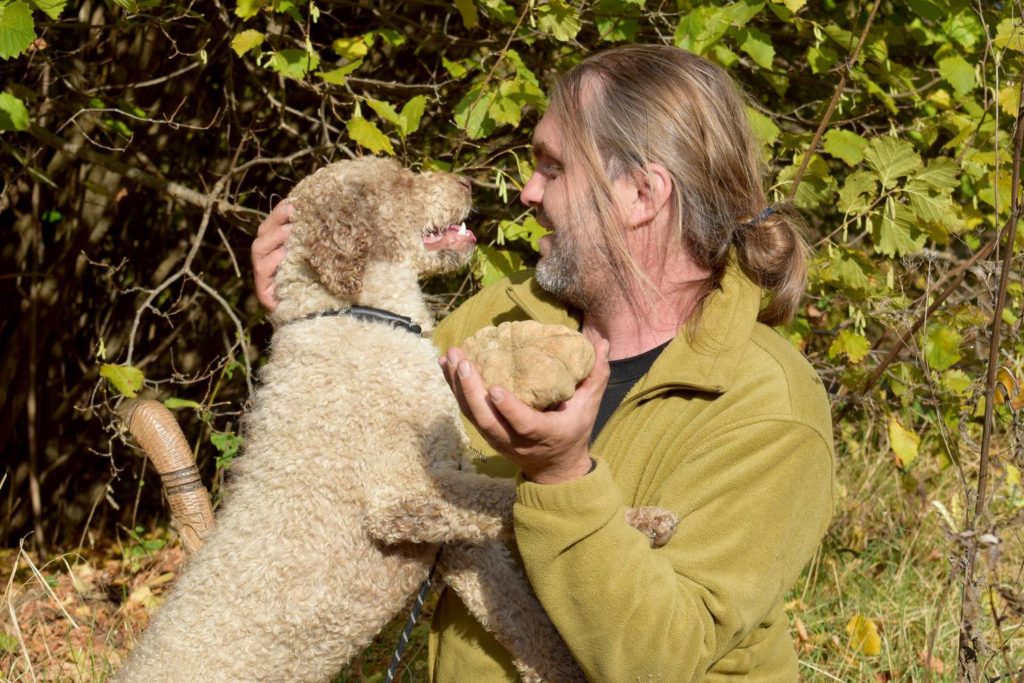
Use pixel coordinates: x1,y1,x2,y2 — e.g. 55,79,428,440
385,561,437,682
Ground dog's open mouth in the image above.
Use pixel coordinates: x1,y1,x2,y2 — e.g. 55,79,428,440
423,221,477,252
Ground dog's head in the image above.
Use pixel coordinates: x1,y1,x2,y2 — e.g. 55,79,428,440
285,157,476,303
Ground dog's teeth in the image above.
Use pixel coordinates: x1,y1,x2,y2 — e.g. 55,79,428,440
457,222,467,235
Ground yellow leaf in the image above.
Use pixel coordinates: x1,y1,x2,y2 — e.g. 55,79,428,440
1007,464,1020,489
888,416,919,468
100,363,144,398
994,366,1021,411
332,36,367,60
846,614,882,656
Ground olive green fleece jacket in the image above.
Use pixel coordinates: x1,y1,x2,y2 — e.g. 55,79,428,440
428,265,835,682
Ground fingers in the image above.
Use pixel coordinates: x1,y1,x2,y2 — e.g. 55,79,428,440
441,348,513,444
252,202,294,313
486,385,540,437
257,200,294,237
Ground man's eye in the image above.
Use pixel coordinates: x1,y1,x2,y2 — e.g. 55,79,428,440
541,162,562,177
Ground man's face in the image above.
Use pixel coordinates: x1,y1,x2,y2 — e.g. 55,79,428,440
520,113,606,310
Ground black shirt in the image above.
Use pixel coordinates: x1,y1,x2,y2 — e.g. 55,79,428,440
591,340,671,443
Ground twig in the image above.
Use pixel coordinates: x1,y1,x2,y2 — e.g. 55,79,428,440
785,0,883,199
834,232,1000,421
27,124,258,218
958,68,1024,683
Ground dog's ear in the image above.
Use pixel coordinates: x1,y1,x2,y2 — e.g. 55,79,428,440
300,214,373,301
293,158,405,301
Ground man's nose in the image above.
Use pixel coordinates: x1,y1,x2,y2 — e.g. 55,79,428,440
520,172,543,208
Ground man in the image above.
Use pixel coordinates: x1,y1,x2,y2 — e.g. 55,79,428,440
254,45,833,681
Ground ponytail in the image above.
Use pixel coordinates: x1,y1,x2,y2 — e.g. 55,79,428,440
733,203,808,327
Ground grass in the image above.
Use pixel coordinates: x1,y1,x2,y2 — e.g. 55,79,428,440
2,434,1022,681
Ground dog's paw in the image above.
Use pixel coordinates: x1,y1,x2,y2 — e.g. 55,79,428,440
461,321,595,410
625,506,679,548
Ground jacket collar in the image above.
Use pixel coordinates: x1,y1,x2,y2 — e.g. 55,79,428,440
503,265,761,396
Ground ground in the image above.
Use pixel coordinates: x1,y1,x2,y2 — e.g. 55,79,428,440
2,443,1022,681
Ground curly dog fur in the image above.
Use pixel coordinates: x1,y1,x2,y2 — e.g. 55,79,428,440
115,158,597,683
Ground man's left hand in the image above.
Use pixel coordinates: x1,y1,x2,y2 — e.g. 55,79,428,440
439,339,610,485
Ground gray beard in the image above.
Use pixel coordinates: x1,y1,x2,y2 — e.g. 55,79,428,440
534,233,593,310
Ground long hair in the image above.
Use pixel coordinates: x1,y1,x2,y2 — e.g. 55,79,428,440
548,44,807,327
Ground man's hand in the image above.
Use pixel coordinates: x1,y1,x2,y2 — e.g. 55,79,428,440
251,201,294,313
439,338,610,485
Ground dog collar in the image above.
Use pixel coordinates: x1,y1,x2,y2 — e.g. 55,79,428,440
294,305,422,335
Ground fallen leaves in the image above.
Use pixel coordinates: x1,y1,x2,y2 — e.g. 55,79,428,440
846,614,882,656
0,544,184,681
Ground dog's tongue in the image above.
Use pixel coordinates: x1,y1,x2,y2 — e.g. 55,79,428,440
425,224,477,251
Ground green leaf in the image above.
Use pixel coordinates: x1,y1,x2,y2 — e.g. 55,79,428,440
723,0,764,26
994,18,1024,52
746,107,779,148
536,0,581,42
210,431,241,470
453,85,496,139
231,29,264,56
0,92,29,131
888,416,919,468
999,83,1022,118
100,364,145,398
906,0,944,21
863,137,922,189
829,252,871,292
904,178,960,235
163,397,202,410
398,95,426,138
317,59,363,85
346,116,394,155
454,0,478,29
736,27,774,69
943,10,983,50
776,155,836,210
371,29,406,47
806,42,839,74
779,0,805,11
474,244,523,287
234,0,267,19
828,329,870,364
872,197,924,257
937,55,976,97
0,1,35,60
915,157,959,192
28,0,66,20
675,6,731,54
489,94,520,127
498,216,549,251
924,324,962,371
332,36,368,60
269,49,319,80
823,129,867,166
595,9,640,42
941,369,972,395
442,57,469,79
366,98,402,127
837,171,877,214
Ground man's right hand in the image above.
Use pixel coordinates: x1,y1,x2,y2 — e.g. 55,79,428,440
251,201,294,313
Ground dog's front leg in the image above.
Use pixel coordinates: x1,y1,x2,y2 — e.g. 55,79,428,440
439,540,586,683
365,469,516,545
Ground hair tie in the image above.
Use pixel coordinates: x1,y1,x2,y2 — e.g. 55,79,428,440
747,205,776,226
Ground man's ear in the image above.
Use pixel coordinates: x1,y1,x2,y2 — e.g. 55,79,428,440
626,163,673,229
299,204,373,301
